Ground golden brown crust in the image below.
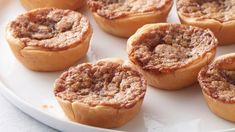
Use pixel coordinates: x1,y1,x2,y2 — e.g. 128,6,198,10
20,0,86,10
56,97,143,128
203,90,235,122
54,58,147,128
177,0,235,45
127,23,217,90
6,8,92,71
87,0,173,37
129,51,216,90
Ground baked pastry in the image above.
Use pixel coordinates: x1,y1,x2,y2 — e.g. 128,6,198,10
127,23,218,90
87,0,173,37
177,0,235,45
198,53,235,122
6,8,92,71
54,58,147,128
20,0,86,10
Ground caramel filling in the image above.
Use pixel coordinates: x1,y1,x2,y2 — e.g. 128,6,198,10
9,8,89,50
129,24,217,73
88,0,170,19
177,0,235,22
201,65,235,102
54,61,146,108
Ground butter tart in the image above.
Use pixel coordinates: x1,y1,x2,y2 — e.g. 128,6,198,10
87,0,173,37
199,53,235,122
54,58,147,128
177,0,235,45
127,23,218,90
20,0,86,10
6,8,92,71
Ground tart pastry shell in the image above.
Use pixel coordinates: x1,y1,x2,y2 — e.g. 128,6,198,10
127,24,217,90
90,1,173,38
54,58,146,128
203,91,235,122
199,53,235,122
128,51,216,90
6,23,92,72
56,97,143,128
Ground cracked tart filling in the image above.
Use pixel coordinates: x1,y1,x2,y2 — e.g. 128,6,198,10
54,60,147,109
129,24,217,73
8,8,90,50
177,0,235,22
87,0,172,19
199,57,235,103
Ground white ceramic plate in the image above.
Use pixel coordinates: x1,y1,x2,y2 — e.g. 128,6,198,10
1,0,235,132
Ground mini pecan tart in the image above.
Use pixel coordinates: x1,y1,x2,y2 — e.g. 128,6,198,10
6,8,92,71
87,0,173,37
199,53,235,122
54,58,147,128
20,0,86,10
177,0,235,45
127,23,218,90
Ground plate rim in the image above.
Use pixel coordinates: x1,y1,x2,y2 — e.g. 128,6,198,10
2,79,235,132
0,81,119,132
